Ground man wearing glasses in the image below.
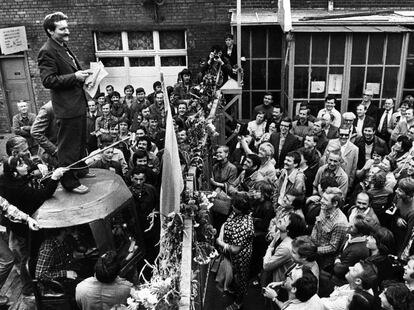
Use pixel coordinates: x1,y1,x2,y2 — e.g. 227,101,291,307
323,127,359,189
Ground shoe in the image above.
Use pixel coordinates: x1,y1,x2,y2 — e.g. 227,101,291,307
0,296,8,305
82,172,96,178
71,184,89,194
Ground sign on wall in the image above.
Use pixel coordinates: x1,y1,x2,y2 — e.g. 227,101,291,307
0,26,28,55
328,74,343,95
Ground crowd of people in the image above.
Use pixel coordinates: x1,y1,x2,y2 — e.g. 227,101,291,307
0,11,243,310
2,10,414,310
210,91,414,310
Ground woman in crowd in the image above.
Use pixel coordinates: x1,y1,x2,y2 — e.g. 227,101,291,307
216,196,254,310
258,121,277,145
256,142,277,182
366,226,397,286
387,135,413,174
249,180,275,283
263,213,307,285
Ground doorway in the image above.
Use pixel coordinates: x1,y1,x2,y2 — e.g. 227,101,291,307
0,55,36,130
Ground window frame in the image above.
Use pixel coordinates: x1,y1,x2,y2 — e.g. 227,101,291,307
287,31,408,116
93,30,188,68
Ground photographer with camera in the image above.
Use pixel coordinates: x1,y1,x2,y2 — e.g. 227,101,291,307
200,45,235,88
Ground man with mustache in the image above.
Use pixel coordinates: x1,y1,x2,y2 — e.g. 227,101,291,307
38,12,91,194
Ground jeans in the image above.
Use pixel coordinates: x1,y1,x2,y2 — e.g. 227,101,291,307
0,236,14,289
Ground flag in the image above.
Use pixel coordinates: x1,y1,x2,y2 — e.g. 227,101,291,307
160,73,184,216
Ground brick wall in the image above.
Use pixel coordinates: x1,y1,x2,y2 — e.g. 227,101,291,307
0,0,413,131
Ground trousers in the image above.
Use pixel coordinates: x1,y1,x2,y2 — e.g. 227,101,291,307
56,115,87,190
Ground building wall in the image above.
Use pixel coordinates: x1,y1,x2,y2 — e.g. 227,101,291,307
0,0,413,131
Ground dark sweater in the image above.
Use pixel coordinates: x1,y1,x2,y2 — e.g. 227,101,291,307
0,176,58,236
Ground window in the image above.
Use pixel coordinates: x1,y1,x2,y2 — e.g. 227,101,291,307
94,30,187,94
241,26,283,119
348,33,403,112
293,33,346,116
403,33,414,100
291,32,405,114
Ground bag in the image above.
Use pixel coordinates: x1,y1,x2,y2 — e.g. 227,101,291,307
211,187,231,215
210,253,234,294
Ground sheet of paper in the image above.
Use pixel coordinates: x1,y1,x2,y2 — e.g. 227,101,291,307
328,74,342,94
366,83,380,95
311,81,325,93
83,61,108,98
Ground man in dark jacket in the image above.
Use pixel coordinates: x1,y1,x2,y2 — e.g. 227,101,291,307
354,122,389,170
38,12,91,194
269,117,301,168
86,100,101,153
31,101,58,168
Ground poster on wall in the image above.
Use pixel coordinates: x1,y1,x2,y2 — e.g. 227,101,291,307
311,81,325,93
328,74,343,94
0,26,28,55
366,83,381,95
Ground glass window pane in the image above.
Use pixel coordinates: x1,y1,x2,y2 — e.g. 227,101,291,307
294,67,309,98
352,34,368,65
330,34,346,64
159,31,185,49
383,67,399,98
252,91,266,108
368,34,385,65
327,67,344,95
242,91,251,119
404,59,414,89
241,28,250,58
251,60,266,89
268,27,282,58
309,100,326,116
366,66,383,85
160,56,186,66
295,34,310,65
349,67,365,98
408,33,414,58
251,28,266,58
312,34,328,65
243,60,251,90
96,32,122,51
268,60,281,90
128,31,153,50
100,58,124,67
129,57,155,67
310,67,326,98
348,100,361,113
386,34,402,65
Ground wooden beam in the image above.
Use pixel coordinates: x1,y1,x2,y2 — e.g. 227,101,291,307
178,217,193,310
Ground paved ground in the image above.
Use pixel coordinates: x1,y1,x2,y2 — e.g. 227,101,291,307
204,272,265,310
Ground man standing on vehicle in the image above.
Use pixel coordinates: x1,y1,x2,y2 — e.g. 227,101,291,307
38,12,91,194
